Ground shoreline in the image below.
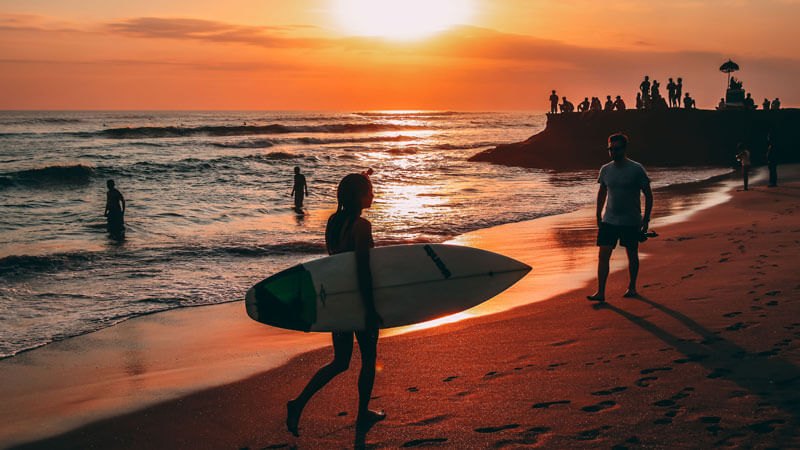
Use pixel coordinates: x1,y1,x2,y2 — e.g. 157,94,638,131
12,164,800,448
0,165,751,448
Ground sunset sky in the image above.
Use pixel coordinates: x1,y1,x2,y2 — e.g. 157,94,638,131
1,0,798,110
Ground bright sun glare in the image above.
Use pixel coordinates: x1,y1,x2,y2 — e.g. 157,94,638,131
333,0,474,40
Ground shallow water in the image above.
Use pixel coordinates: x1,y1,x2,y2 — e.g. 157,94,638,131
0,111,730,357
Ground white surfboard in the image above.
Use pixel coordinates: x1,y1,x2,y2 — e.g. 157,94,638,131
245,244,531,332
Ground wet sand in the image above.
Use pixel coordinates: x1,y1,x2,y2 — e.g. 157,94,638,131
7,166,800,449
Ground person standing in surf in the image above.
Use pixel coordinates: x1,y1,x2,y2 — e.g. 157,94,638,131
588,133,653,302
104,179,125,238
287,172,385,436
290,166,308,208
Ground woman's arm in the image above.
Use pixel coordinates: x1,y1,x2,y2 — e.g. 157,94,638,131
353,219,381,329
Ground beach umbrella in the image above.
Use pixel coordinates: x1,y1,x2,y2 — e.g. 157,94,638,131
719,59,739,87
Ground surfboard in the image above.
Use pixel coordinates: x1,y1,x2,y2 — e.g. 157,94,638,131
245,244,531,332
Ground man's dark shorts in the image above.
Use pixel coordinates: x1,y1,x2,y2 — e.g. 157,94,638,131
597,222,639,249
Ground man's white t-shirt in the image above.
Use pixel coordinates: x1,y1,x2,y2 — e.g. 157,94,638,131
597,159,650,226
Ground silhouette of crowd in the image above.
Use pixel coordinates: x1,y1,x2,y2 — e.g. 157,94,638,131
548,72,782,113
549,90,627,115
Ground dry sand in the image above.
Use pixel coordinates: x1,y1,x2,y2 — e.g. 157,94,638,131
11,166,800,449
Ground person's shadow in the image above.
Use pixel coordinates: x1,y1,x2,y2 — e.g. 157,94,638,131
597,296,800,427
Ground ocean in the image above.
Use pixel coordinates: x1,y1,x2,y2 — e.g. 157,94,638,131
0,111,729,358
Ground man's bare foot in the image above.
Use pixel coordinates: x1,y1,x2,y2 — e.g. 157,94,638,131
286,399,301,437
623,289,639,298
587,293,605,302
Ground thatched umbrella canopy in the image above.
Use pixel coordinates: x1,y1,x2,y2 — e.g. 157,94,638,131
720,59,740,87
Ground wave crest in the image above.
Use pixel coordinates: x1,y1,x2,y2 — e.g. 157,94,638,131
89,123,428,139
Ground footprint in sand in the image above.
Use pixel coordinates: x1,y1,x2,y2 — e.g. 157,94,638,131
582,400,616,412
635,376,658,387
492,427,551,447
408,386,419,392
337,411,348,416
551,339,579,347
653,418,672,424
681,273,694,279
532,400,571,409
591,386,628,396
718,257,729,262
707,368,733,379
442,376,458,382
401,438,448,447
575,425,612,441
409,415,450,426
474,424,519,433
694,265,708,270
723,311,742,318
748,419,785,434
766,290,782,296
766,301,778,306
641,367,672,375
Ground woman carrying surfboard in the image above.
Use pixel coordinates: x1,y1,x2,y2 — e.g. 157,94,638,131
286,172,385,436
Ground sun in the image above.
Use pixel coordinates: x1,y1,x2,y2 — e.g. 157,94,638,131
332,0,474,40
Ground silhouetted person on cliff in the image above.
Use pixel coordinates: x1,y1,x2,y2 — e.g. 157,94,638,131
667,78,677,107
744,93,755,110
767,134,778,187
650,80,661,102
614,96,626,111
578,97,590,112
549,90,559,114
717,98,726,110
736,143,751,191
291,166,309,208
639,76,651,107
763,98,771,110
675,78,683,107
635,93,643,110
591,97,602,111
560,97,574,113
683,93,695,109
104,179,125,239
771,98,781,110
587,133,653,302
604,96,614,111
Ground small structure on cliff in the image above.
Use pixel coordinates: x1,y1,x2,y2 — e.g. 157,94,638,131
719,60,750,110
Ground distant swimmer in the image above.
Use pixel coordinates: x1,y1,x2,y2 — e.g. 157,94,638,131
736,143,751,191
613,95,626,111
588,133,653,302
104,179,125,238
578,97,590,112
604,96,614,111
549,90,560,114
290,166,309,208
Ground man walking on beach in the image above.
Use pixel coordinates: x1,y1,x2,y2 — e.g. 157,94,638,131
588,133,653,302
